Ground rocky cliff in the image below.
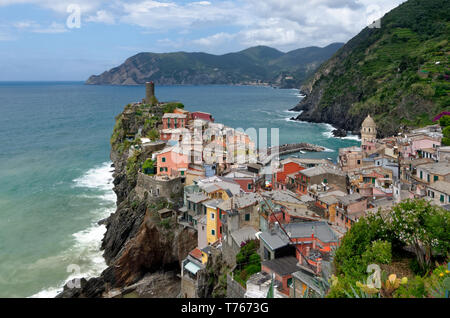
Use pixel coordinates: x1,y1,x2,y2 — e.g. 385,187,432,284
291,0,449,137
57,102,197,298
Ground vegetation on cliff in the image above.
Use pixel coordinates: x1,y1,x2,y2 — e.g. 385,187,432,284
293,0,449,137
441,115,450,145
328,198,449,298
86,44,343,88
233,240,261,287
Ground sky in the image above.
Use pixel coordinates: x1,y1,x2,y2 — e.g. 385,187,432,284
0,0,406,81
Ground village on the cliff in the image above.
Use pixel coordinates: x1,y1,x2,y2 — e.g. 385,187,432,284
123,83,450,298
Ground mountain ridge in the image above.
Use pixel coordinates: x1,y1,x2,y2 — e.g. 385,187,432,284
85,43,344,88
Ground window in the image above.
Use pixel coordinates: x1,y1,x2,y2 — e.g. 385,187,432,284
211,229,215,236
220,226,222,234
287,278,293,288
248,183,253,190
420,171,423,179
245,214,250,221
427,175,430,183
160,167,164,172
440,195,444,202
211,212,215,220
357,160,361,165
162,157,166,162
434,175,438,182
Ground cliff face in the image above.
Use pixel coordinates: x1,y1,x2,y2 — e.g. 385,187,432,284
85,44,343,88
57,103,197,298
291,0,449,137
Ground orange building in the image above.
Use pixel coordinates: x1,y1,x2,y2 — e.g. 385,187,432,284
273,159,305,190
154,146,189,177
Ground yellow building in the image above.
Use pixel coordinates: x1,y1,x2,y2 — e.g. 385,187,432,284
203,199,223,244
201,246,211,265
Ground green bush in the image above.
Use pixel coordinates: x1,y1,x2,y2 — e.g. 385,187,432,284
147,128,160,141
245,264,261,277
163,102,184,113
442,125,450,139
442,137,450,146
236,252,246,265
394,276,427,298
249,253,261,265
142,159,155,175
361,240,392,266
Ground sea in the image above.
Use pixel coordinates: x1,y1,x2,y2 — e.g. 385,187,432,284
0,82,360,297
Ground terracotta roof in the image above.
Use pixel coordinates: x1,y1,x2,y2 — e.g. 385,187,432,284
189,248,203,261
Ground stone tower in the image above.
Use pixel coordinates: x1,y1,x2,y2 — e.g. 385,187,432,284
145,81,155,104
361,114,377,146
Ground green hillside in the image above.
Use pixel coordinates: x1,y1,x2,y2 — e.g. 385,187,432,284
86,44,343,88
293,0,449,137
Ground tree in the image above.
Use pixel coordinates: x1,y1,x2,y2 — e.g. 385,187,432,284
388,199,450,271
142,159,155,175
442,126,450,146
439,115,450,127
334,213,390,280
163,102,184,113
147,128,160,141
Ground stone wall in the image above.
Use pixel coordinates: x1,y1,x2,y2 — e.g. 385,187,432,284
222,240,237,267
181,274,198,298
226,272,246,298
135,172,183,202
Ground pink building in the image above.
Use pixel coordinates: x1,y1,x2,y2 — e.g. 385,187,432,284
154,146,189,177
411,135,440,157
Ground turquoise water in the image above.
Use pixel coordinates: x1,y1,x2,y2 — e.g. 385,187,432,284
0,82,359,297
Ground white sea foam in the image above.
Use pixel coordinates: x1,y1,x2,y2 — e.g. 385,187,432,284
283,109,301,114
321,123,361,141
30,162,116,298
73,162,114,193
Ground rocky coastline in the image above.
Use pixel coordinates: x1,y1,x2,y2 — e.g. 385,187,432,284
57,104,199,298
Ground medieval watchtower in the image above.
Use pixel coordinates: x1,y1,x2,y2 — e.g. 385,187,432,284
145,81,155,104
